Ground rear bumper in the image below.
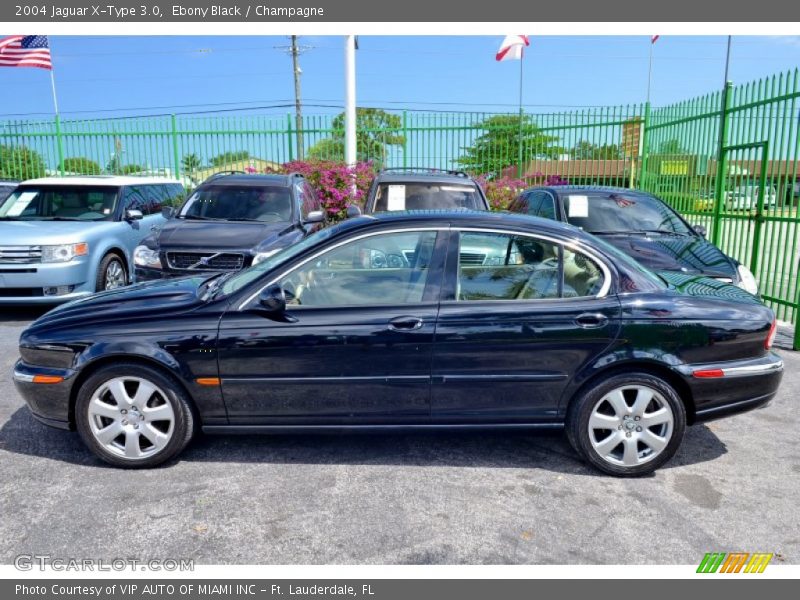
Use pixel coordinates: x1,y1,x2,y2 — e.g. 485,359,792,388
675,352,783,423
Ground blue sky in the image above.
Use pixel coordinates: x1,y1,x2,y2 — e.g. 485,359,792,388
1,35,799,119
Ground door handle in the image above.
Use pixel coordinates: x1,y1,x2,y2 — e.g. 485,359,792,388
388,316,424,331
575,313,609,328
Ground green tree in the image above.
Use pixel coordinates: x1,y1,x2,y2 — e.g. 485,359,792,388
308,108,405,165
456,115,563,175
0,145,47,180
569,141,624,160
62,157,102,175
120,164,145,175
658,138,688,155
181,153,202,176
209,150,250,167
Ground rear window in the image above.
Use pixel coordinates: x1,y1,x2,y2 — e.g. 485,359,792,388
372,182,484,212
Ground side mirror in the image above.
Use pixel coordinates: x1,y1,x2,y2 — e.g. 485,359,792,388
162,206,175,219
304,210,325,224
125,209,144,221
258,283,286,313
692,224,707,237
346,205,362,218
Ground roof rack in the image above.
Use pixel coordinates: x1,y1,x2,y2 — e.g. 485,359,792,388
379,167,470,178
201,170,248,183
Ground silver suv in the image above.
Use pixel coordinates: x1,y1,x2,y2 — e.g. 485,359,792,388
0,176,184,304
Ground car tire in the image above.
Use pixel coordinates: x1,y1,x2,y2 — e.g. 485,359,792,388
566,372,686,477
75,363,196,468
96,253,127,292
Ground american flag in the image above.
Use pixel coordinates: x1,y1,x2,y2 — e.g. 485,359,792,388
0,35,52,70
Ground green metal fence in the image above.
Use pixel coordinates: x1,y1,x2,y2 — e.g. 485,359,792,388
1,69,799,346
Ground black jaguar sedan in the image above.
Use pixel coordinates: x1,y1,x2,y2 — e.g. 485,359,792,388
13,211,782,476
507,186,760,295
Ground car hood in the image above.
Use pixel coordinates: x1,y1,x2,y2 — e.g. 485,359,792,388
25,276,208,333
156,219,291,251
0,220,113,245
598,233,738,280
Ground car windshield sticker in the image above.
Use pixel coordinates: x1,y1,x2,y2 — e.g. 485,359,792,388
568,195,589,218
5,191,37,216
387,185,406,210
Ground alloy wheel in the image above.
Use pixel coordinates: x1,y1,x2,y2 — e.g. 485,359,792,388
587,385,674,468
104,260,126,290
87,376,175,460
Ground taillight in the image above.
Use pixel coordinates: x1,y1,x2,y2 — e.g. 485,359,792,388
765,319,777,350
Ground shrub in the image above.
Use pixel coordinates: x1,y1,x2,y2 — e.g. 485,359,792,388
283,159,376,222
474,175,529,211
0,145,46,180
63,157,101,175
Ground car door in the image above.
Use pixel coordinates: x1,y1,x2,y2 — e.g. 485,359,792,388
216,227,448,424
431,227,621,423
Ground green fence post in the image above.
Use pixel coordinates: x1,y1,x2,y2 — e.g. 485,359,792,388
402,111,408,168
711,81,734,245
54,114,65,176
286,114,295,162
638,102,651,191
517,106,524,178
171,114,180,179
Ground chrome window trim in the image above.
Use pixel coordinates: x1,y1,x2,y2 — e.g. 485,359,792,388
238,227,448,310
455,227,613,299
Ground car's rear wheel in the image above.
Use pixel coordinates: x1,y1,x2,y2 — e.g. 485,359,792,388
96,253,127,292
75,363,196,468
566,372,686,477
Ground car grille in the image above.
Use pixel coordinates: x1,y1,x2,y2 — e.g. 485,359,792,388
166,251,246,271
459,252,487,266
0,246,41,264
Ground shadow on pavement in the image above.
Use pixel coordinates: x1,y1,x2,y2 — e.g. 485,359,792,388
0,306,54,324
0,406,728,476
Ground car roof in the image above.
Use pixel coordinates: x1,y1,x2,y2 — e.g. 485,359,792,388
199,173,298,187
373,170,479,186
531,185,658,199
332,209,596,242
20,176,181,186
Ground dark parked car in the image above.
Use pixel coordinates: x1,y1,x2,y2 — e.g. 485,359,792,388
363,168,489,213
14,211,781,476
0,179,18,203
134,172,323,281
507,186,759,295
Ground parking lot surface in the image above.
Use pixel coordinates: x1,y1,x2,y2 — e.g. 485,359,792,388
0,308,798,565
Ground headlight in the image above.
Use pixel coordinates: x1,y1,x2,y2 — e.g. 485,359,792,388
133,245,162,269
41,243,88,263
252,247,283,265
736,264,759,295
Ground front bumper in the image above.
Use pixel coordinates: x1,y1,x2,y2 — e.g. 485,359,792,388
675,352,784,422
0,258,94,304
13,360,76,430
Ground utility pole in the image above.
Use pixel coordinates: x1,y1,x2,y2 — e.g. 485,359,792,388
275,36,313,159
344,35,357,168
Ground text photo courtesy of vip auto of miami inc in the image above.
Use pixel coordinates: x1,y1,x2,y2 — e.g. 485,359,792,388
0,25,799,580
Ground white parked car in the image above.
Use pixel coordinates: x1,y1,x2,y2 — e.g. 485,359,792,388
726,184,778,211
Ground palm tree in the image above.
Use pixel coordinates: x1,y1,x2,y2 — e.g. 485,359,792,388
181,153,202,180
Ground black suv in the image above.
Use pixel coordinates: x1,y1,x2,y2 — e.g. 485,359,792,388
134,172,323,280
363,168,489,214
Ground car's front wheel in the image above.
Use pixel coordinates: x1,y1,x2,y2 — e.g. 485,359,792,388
566,372,686,477
96,253,127,292
75,363,196,468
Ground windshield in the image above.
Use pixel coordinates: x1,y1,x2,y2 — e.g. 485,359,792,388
219,221,347,296
562,192,692,235
0,185,119,221
372,182,484,212
179,184,292,222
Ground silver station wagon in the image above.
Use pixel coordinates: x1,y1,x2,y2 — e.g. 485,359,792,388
0,176,184,304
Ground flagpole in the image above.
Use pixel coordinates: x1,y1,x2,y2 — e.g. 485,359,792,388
49,69,59,115
646,38,654,105
517,47,524,179
48,55,64,175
